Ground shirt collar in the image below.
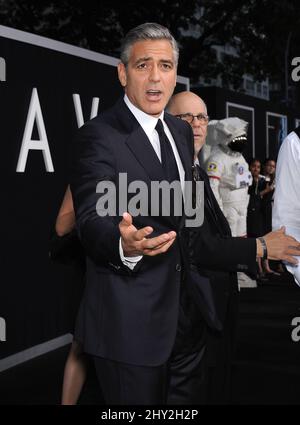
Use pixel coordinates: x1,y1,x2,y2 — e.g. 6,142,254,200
124,95,164,139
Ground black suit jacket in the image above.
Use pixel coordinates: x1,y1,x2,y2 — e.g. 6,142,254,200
70,98,212,367
188,165,257,327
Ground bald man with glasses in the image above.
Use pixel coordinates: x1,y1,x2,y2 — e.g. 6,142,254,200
168,91,209,161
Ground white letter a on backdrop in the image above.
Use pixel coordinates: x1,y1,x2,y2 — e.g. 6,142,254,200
16,87,54,172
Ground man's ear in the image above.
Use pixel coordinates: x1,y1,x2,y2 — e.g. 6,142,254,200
118,63,127,87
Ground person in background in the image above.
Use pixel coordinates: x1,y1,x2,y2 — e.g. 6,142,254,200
167,91,208,159
50,186,87,405
167,91,300,403
273,127,300,287
247,159,266,278
168,91,240,403
205,117,256,288
262,158,276,234
261,158,279,275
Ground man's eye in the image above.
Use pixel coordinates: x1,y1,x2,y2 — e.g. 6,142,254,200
137,63,147,69
161,63,172,69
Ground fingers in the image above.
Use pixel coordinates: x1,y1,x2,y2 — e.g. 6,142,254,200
120,213,153,241
284,236,300,247
143,237,176,256
134,226,153,241
119,213,133,237
141,231,176,251
283,256,299,266
285,247,300,256
119,212,177,256
119,212,133,228
122,231,176,257
273,246,300,264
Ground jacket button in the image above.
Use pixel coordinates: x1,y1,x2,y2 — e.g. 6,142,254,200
175,264,182,272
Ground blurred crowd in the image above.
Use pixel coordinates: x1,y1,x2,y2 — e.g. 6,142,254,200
247,157,282,279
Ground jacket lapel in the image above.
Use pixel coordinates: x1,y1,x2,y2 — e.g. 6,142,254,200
164,113,193,183
114,99,166,182
125,126,166,183
164,114,194,229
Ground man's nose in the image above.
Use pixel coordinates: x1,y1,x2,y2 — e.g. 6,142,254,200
192,117,201,128
149,64,160,82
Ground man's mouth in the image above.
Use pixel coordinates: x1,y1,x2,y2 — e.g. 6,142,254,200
146,89,162,100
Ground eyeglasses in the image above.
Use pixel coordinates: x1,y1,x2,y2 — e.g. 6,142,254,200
175,113,209,125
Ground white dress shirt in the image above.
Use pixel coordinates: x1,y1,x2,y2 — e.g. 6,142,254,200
272,130,300,286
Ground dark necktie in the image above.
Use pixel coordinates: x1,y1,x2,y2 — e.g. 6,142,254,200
155,119,182,224
196,164,219,223
155,124,196,334
155,119,180,183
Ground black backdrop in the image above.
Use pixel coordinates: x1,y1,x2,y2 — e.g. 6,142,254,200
0,27,189,360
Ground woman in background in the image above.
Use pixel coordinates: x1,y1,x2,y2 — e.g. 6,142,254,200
51,186,87,405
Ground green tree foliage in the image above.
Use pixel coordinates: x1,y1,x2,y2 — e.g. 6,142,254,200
0,0,299,102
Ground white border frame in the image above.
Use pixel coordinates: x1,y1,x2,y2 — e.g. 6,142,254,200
226,102,255,157
0,24,189,87
266,111,287,157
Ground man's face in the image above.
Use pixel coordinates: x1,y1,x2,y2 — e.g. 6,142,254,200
118,39,177,117
169,95,208,155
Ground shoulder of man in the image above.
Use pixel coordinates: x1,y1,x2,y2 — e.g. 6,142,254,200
75,98,129,138
293,126,300,140
279,129,300,157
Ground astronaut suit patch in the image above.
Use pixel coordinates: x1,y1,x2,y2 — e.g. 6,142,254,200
234,163,252,188
238,165,244,175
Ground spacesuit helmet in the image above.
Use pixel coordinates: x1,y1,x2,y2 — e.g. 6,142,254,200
206,117,249,153
228,133,247,152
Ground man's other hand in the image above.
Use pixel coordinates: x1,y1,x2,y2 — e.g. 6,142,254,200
263,226,300,265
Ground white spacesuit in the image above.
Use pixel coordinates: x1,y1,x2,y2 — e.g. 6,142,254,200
205,117,252,237
205,117,255,288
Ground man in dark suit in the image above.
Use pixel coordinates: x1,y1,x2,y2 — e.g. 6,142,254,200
71,22,300,404
70,23,209,405
168,91,300,403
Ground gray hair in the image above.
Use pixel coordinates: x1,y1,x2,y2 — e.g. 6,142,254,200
120,23,179,67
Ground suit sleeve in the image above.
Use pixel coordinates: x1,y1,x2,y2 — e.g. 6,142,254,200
189,219,257,273
69,120,128,271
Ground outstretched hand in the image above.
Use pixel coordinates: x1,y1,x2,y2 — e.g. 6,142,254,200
119,213,177,257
